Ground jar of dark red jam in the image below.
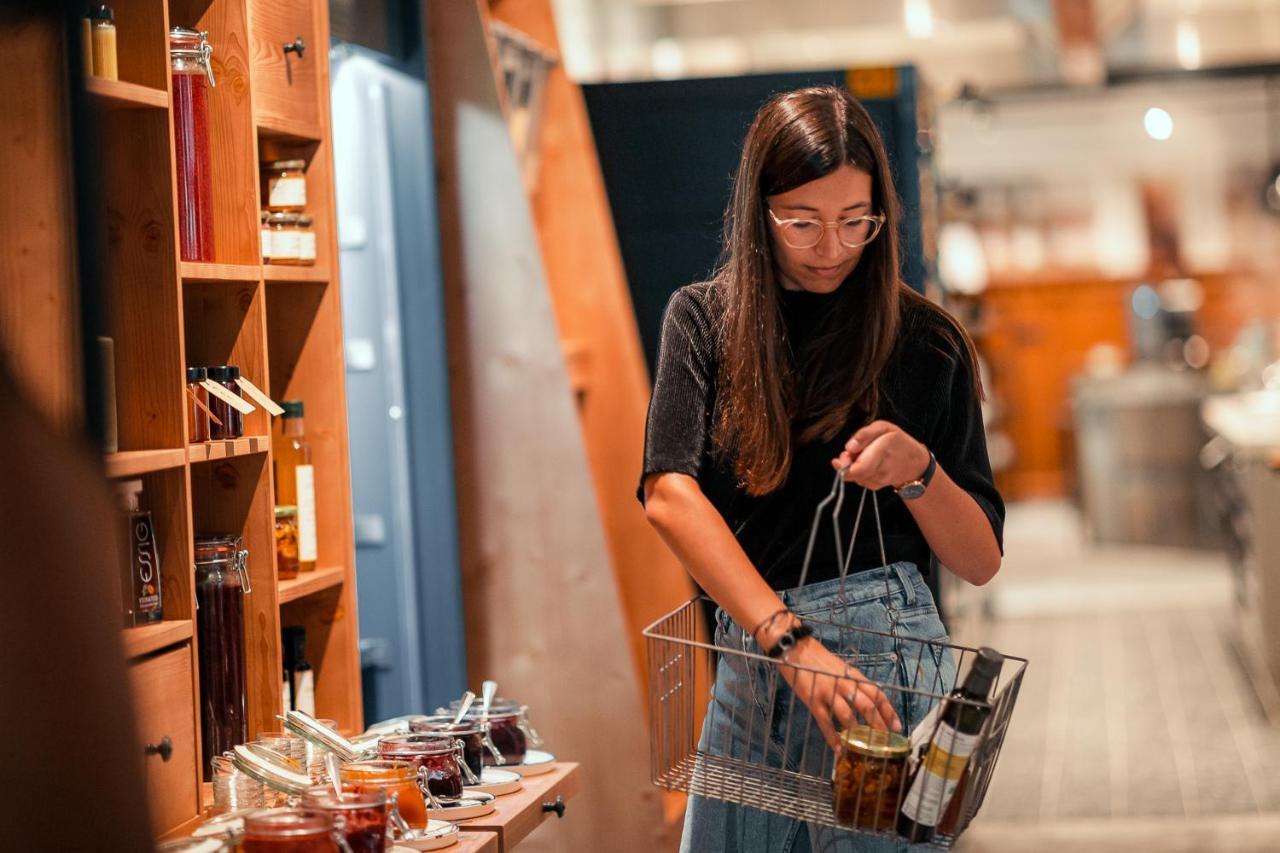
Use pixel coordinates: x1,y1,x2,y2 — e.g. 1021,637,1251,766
408,716,495,777
169,27,215,262
378,733,470,799
301,788,388,853
240,808,336,853
444,698,539,765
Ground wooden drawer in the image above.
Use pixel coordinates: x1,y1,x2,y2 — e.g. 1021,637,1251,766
457,763,580,852
249,0,321,132
129,646,200,837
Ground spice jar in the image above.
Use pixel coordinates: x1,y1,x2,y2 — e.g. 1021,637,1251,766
832,725,910,833
301,789,388,853
444,697,541,765
274,506,300,580
264,160,307,212
409,716,501,778
378,734,474,799
206,365,244,439
187,366,211,443
265,213,302,265
297,215,316,266
340,760,428,828
170,28,216,262
194,534,251,780
241,808,338,853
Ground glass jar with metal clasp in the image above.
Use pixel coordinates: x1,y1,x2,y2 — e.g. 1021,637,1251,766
194,534,252,781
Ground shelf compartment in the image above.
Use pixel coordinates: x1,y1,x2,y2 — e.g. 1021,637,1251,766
256,113,323,144
123,619,194,659
180,262,262,283
263,265,328,283
277,565,344,604
188,435,270,464
182,279,271,438
85,77,168,110
105,448,187,478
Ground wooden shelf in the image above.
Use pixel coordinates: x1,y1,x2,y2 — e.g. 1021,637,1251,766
85,76,168,110
263,265,328,283
187,435,270,464
180,262,262,283
278,565,345,604
104,448,187,478
455,763,579,852
457,833,501,853
122,620,193,659
256,113,323,142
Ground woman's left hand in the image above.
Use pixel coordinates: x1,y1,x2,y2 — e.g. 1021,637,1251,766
831,420,930,490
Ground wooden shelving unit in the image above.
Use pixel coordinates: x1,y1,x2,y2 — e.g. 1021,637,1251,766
54,0,361,840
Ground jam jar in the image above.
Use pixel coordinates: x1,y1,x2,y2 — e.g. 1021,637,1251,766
340,760,428,828
378,734,473,799
241,808,338,853
832,725,911,833
194,534,250,780
409,716,499,777
301,788,388,853
445,697,540,765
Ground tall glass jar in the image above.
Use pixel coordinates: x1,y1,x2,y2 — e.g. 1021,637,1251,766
170,28,216,261
340,760,427,828
195,534,250,780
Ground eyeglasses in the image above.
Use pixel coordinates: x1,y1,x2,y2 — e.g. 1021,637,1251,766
767,208,886,250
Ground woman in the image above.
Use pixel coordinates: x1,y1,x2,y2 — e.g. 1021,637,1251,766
638,86,1005,852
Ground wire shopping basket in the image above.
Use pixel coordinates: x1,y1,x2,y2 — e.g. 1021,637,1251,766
643,471,1027,848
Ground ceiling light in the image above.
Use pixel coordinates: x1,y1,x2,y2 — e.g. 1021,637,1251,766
1176,20,1201,70
904,0,934,39
1144,107,1173,141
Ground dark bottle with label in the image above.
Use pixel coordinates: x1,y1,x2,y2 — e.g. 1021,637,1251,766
116,479,163,625
898,647,1003,844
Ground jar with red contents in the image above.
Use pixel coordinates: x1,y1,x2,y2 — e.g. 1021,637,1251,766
240,808,340,853
378,733,474,800
339,760,428,829
409,716,500,777
169,27,216,261
444,697,542,765
301,788,388,853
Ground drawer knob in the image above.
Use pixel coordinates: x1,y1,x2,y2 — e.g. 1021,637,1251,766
283,36,306,59
145,735,174,762
541,795,566,818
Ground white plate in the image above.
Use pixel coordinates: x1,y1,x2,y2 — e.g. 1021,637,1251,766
431,790,497,821
466,767,522,796
502,749,555,777
392,819,460,851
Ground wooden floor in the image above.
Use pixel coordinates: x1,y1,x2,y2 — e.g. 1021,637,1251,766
951,501,1280,852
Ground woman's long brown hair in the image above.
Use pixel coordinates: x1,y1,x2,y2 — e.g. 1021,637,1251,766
711,85,982,495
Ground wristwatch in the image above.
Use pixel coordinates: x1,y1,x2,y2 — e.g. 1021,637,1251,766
894,450,937,501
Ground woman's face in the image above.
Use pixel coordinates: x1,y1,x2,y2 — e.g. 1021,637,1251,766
765,163,875,295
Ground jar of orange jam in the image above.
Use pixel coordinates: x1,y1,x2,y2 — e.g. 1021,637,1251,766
340,759,428,828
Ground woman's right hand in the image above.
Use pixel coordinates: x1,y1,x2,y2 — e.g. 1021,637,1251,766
776,635,902,752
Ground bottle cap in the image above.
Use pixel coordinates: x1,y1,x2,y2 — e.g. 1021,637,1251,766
90,4,114,23
281,400,304,418
964,647,1004,700
207,365,241,382
186,366,207,383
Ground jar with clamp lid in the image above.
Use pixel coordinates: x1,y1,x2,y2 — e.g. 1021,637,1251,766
194,534,251,780
169,27,216,261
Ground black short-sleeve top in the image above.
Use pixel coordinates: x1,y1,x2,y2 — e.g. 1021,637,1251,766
638,281,1004,591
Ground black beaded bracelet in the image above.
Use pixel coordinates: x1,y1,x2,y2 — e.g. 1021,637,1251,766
766,622,814,659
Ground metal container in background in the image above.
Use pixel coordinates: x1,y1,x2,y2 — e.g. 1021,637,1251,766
1072,366,1219,548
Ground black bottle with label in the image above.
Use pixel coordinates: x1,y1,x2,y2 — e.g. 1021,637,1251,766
897,647,1003,843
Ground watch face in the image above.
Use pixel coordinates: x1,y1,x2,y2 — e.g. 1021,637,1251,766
898,482,926,500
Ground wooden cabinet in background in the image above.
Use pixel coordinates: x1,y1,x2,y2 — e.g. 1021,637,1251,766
249,0,321,133
129,646,200,837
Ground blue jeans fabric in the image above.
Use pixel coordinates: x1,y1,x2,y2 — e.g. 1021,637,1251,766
679,562,957,853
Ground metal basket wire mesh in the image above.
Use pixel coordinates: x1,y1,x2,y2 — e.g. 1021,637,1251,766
643,473,1028,848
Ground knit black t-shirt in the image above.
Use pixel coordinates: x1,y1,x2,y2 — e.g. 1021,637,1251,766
637,281,1004,591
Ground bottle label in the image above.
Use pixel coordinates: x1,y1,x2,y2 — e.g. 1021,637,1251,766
296,464,317,563
900,721,981,826
296,670,316,717
131,514,163,619
299,231,317,262
260,227,272,260
269,229,302,261
269,176,306,209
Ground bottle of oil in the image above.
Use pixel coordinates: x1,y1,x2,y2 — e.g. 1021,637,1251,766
898,647,1002,843
272,401,316,571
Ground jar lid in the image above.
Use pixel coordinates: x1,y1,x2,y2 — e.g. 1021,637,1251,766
410,716,489,736
90,5,115,24
447,696,523,714
378,733,455,755
207,365,241,381
275,505,298,519
297,215,313,226
281,709,368,762
186,366,207,382
230,744,314,795
267,212,302,225
339,759,416,780
839,725,910,758
266,159,306,171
